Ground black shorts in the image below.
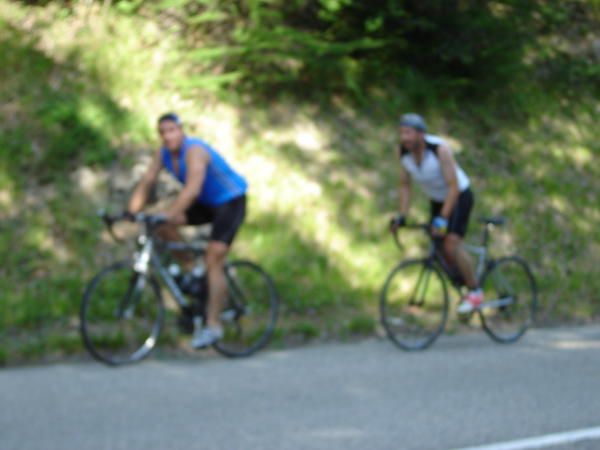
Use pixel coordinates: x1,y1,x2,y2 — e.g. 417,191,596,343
185,195,246,245
430,188,474,238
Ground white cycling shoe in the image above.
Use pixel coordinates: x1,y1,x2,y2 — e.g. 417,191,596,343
457,289,484,314
192,320,224,349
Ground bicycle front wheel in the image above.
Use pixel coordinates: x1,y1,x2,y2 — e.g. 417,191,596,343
479,256,537,343
80,261,164,366
380,259,449,351
213,260,279,358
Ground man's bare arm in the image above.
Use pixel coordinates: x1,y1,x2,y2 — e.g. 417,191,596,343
438,145,459,219
128,150,162,214
399,164,412,217
391,148,412,232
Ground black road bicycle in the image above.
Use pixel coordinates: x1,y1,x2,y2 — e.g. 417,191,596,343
80,211,279,365
380,217,537,351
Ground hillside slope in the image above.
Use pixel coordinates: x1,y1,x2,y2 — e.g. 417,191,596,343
0,1,598,364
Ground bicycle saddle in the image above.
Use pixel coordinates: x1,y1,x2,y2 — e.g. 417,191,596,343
478,216,506,226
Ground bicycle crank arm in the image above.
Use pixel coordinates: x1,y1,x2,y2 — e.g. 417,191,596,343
220,309,237,322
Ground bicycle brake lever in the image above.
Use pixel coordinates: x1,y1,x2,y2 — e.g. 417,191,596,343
98,209,125,243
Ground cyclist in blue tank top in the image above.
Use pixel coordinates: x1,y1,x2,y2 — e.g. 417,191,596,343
128,113,248,348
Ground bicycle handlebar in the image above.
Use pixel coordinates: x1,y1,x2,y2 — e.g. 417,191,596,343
398,223,430,231
390,223,431,249
98,210,168,242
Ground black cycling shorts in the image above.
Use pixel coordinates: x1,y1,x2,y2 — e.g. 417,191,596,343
185,195,246,245
430,188,474,238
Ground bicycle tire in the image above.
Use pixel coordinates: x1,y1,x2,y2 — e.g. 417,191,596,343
213,260,279,358
380,259,449,351
478,255,537,343
80,260,164,366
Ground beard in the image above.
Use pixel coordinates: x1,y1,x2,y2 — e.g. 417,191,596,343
402,140,419,151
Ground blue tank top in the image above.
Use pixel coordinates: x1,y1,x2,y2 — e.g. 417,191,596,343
161,136,248,206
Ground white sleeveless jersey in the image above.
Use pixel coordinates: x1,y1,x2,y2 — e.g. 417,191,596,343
400,134,470,202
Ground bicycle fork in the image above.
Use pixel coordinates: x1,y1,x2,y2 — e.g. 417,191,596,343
116,238,154,320
409,262,433,308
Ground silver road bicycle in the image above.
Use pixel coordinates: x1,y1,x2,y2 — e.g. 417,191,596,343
80,211,279,365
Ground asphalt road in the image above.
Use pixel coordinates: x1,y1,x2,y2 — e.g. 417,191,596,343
1,325,600,450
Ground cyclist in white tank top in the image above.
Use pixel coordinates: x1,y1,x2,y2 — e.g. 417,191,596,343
390,113,483,314
399,134,470,202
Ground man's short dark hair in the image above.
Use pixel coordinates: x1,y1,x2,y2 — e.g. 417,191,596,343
158,112,182,126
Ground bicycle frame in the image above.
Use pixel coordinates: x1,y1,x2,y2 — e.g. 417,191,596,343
131,223,207,311
421,223,492,287
463,243,488,281
400,223,515,311
124,218,244,321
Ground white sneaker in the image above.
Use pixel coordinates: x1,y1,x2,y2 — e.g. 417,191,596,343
192,326,224,349
457,289,484,314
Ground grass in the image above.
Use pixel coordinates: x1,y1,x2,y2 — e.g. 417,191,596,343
0,346,7,366
45,334,82,356
0,0,598,365
289,321,321,341
345,315,377,336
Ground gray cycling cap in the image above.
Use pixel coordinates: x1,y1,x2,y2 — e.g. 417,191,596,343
399,113,427,132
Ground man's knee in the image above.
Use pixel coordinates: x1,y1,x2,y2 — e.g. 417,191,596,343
443,233,462,257
157,224,179,240
205,241,229,269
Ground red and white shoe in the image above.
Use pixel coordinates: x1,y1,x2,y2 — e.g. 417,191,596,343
457,289,484,314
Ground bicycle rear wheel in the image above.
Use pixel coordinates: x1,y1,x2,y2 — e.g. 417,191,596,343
380,259,449,351
80,261,164,365
213,260,279,358
479,256,537,343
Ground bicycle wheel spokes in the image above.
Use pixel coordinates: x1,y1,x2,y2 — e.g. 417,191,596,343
479,256,537,343
80,261,164,365
213,260,279,358
380,260,448,351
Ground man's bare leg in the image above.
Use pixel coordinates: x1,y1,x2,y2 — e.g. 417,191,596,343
444,233,484,313
205,241,229,329
443,233,477,289
157,216,195,272
191,240,228,348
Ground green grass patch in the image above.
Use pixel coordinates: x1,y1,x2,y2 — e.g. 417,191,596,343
289,321,320,341
345,315,377,336
18,339,47,361
45,334,83,356
0,346,7,366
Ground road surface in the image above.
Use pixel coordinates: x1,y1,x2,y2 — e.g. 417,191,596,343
1,326,600,450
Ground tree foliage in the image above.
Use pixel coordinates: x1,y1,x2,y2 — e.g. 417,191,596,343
19,0,599,101
109,0,598,102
